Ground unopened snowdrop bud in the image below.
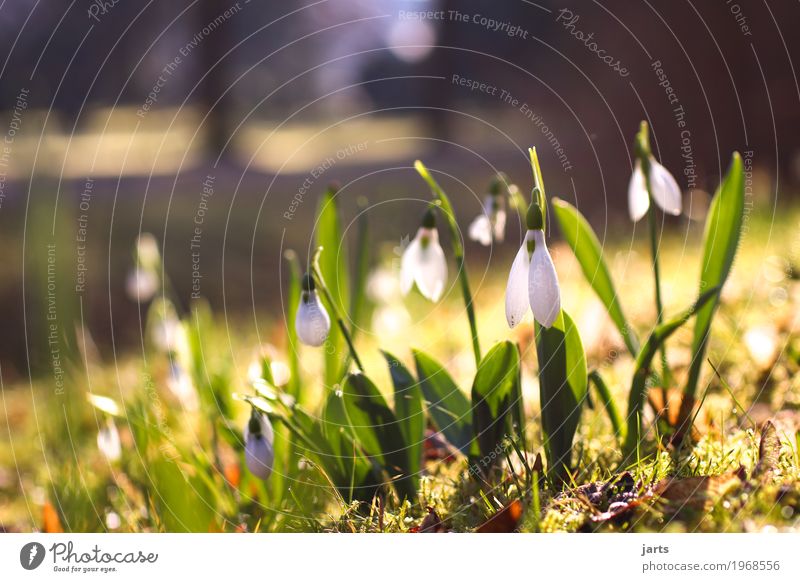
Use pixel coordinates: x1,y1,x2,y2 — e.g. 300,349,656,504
468,176,508,246
505,198,561,329
97,418,121,462
244,408,274,481
295,273,331,347
400,208,448,302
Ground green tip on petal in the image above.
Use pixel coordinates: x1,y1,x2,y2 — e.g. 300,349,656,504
421,206,436,228
526,198,544,230
301,272,315,292
635,121,650,159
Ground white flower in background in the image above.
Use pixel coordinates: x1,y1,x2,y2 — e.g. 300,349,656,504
469,177,507,246
295,274,331,347
126,233,161,302
505,200,561,329
167,362,199,411
247,346,290,387
366,267,402,303
400,209,447,302
126,267,159,302
244,409,274,480
628,157,682,222
97,419,121,462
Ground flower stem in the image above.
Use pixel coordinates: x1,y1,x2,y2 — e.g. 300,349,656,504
311,247,364,373
643,158,671,386
414,160,481,367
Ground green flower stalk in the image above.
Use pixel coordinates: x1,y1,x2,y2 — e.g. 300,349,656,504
414,160,481,366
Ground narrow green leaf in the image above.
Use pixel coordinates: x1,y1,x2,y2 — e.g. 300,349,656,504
623,288,719,458
349,201,371,340
382,351,424,480
685,153,745,397
412,349,472,452
314,186,350,386
535,310,587,485
471,341,521,468
551,198,639,355
284,251,302,402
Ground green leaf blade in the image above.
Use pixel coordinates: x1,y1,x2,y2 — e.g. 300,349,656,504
412,349,472,453
685,153,745,396
535,310,587,485
382,351,424,479
551,198,638,356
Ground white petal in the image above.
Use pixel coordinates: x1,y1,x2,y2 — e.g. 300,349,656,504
295,291,331,347
628,160,649,222
245,414,274,480
399,235,422,296
649,158,682,216
97,421,121,462
414,237,447,301
126,267,158,302
402,228,447,302
493,209,507,243
505,233,532,328
528,231,561,328
468,214,493,246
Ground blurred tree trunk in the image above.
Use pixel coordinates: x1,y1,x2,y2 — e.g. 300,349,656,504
198,0,231,159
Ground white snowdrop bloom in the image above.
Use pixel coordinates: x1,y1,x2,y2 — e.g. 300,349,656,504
366,267,401,303
400,210,447,302
469,193,507,246
97,419,121,462
167,362,199,411
135,233,161,270
125,267,159,302
505,203,561,329
151,313,183,354
628,157,682,222
296,275,331,347
244,409,274,481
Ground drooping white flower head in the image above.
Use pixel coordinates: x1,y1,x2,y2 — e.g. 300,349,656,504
469,193,507,246
400,208,448,302
97,418,121,462
167,361,199,411
505,199,561,329
244,408,274,481
126,267,159,302
295,274,331,347
628,157,682,222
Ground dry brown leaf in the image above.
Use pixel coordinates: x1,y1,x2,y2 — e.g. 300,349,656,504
411,506,445,533
753,420,781,480
475,500,523,533
654,473,742,512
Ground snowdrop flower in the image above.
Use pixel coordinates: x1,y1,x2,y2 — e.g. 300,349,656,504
400,208,447,302
97,419,121,462
505,198,561,329
468,177,507,246
244,408,274,481
628,157,682,222
126,234,161,302
295,274,331,347
126,267,159,302
167,361,199,411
